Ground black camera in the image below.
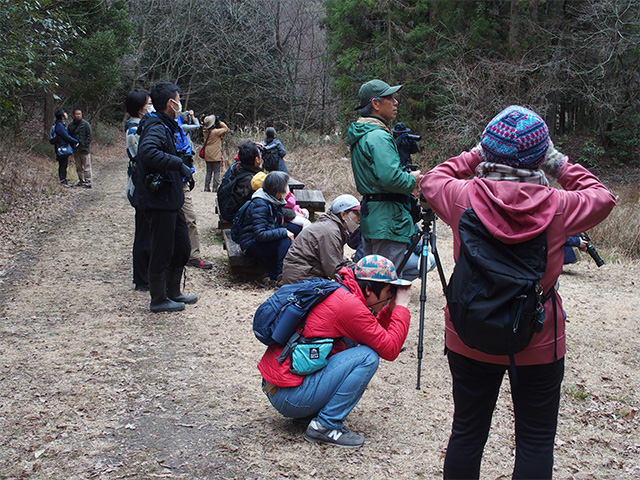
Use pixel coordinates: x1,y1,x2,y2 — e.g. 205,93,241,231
145,173,164,192
405,163,418,172
178,150,194,169
407,134,421,142
214,115,221,128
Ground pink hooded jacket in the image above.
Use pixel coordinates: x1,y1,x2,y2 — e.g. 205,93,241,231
421,150,616,365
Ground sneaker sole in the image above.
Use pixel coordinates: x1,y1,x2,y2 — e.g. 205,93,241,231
303,433,364,448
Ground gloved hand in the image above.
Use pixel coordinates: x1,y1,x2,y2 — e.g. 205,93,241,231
540,141,567,179
180,163,192,181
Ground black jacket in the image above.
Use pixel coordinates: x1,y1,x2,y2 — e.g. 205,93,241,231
67,118,92,153
135,113,185,211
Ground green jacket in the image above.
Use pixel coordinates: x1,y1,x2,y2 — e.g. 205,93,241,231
348,117,416,243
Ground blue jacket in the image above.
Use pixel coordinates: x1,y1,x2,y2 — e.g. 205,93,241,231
236,190,288,251
54,120,79,155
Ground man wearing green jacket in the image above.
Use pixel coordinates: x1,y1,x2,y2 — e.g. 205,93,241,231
348,79,422,279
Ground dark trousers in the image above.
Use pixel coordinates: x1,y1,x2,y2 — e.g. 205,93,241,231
245,237,291,280
132,207,151,287
57,155,69,181
147,208,190,277
444,351,564,480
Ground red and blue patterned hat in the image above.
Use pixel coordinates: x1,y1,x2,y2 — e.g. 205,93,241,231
480,105,549,169
354,255,412,286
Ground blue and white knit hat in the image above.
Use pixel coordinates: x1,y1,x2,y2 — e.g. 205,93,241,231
480,105,550,169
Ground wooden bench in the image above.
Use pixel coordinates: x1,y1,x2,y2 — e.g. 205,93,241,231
288,177,305,191
294,189,326,221
222,229,269,277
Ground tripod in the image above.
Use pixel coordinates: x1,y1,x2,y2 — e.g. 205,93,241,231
396,207,447,390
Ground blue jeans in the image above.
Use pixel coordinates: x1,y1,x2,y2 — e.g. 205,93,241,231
266,346,379,429
444,351,564,480
245,236,291,280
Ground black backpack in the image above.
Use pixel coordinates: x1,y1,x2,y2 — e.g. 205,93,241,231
262,142,280,171
48,124,58,145
217,162,255,222
445,208,547,361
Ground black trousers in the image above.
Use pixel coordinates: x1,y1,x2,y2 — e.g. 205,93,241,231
146,208,190,277
132,206,150,287
57,155,70,181
444,351,564,480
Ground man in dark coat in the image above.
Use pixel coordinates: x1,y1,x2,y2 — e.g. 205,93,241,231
135,82,197,313
67,108,93,188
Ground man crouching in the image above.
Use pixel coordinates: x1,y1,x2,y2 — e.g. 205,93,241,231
258,255,412,447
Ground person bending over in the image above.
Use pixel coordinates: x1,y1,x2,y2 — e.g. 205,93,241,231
259,255,412,447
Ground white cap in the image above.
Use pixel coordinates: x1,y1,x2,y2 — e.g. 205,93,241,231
330,194,361,214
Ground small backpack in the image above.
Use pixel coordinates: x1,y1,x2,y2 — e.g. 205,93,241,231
230,199,253,244
262,142,280,171
445,208,548,362
48,124,58,145
253,277,346,346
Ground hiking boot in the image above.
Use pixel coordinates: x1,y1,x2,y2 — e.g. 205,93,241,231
187,258,213,269
166,268,198,305
304,419,364,448
149,273,185,313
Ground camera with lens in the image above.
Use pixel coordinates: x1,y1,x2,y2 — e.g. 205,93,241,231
407,134,421,142
214,115,221,128
144,173,164,192
581,232,604,267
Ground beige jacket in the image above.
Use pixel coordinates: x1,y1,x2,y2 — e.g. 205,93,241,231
202,121,229,163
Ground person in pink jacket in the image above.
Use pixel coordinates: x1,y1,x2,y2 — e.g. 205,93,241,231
259,255,412,448
421,105,616,479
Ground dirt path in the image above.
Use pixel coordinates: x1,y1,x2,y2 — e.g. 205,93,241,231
0,143,639,479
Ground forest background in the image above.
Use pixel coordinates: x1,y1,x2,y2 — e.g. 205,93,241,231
1,0,640,254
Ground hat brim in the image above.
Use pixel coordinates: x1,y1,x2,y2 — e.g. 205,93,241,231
354,84,403,110
365,277,412,286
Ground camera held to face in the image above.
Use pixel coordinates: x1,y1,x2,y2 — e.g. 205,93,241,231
407,133,421,142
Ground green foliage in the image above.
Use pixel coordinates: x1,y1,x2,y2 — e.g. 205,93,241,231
60,0,133,116
579,140,606,168
0,0,75,126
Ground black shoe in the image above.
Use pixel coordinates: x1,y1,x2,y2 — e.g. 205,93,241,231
135,284,150,292
81,184,92,189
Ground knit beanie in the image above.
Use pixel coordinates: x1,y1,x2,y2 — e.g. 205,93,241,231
480,105,550,169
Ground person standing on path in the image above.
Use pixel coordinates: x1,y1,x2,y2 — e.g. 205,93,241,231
53,109,79,187
348,79,422,279
135,82,198,313
201,114,229,192
421,105,617,479
67,108,93,188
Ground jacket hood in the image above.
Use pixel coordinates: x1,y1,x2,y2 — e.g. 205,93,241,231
469,177,558,243
252,187,286,206
347,117,389,146
318,211,350,243
337,266,366,304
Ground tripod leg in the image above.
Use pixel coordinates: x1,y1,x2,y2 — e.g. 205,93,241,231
416,234,428,390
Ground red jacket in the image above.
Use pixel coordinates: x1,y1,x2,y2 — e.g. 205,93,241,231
258,267,411,387
421,150,616,365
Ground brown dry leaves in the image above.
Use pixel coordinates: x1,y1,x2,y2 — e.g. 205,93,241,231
0,139,638,479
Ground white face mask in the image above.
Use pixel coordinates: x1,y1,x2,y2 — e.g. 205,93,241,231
170,98,182,117
146,104,155,114
343,211,359,233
